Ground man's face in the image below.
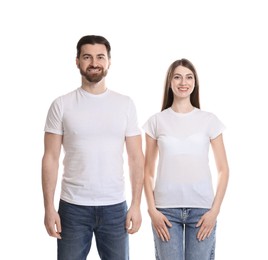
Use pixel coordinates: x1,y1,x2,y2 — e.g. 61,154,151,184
76,44,110,83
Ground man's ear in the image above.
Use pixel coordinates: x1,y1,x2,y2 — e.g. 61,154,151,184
76,58,80,68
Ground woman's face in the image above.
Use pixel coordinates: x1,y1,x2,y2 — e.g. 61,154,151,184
170,65,195,99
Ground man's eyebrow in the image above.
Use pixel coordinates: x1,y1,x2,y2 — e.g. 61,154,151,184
82,53,106,57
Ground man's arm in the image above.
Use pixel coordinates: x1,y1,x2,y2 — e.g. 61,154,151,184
41,132,63,239
125,135,144,234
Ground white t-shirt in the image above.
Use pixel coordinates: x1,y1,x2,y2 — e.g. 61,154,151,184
143,107,225,209
44,87,141,206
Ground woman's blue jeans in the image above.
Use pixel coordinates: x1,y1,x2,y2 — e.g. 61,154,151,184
57,200,129,260
153,208,216,260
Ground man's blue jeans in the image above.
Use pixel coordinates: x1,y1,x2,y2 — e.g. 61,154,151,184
57,200,129,260
153,208,216,260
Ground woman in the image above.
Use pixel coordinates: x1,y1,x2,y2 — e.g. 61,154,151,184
143,59,229,259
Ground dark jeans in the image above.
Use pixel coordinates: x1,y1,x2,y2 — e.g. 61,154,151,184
57,200,129,260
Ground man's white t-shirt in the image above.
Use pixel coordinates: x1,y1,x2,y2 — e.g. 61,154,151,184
143,107,225,209
44,87,141,206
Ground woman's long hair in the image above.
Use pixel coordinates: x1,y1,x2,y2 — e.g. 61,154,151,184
161,58,200,111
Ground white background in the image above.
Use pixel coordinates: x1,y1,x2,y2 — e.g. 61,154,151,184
0,0,267,259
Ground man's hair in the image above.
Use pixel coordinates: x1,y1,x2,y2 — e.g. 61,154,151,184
76,35,111,59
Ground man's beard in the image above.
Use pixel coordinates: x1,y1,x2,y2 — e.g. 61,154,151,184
80,66,108,83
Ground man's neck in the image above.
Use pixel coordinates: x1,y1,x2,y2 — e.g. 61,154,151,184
81,80,107,95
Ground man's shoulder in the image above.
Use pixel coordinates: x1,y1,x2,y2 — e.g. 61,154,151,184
108,90,134,105
63,88,79,97
108,89,131,99
51,88,77,100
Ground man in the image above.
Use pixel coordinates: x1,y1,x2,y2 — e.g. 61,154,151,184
42,35,144,260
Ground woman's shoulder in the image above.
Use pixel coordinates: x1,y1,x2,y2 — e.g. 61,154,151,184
196,109,224,127
147,108,171,120
196,108,218,118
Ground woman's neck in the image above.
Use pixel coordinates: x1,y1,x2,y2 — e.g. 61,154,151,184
171,101,194,113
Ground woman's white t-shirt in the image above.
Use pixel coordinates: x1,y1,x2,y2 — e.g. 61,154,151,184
143,107,225,209
44,87,141,206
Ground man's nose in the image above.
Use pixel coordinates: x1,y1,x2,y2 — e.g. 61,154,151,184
90,58,98,67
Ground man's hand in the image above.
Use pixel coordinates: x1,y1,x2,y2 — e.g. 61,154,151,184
125,205,142,234
44,208,62,239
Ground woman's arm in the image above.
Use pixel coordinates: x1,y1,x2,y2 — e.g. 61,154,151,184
144,134,172,241
210,133,229,214
196,133,229,241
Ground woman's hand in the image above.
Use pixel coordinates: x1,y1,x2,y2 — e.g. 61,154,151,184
196,209,218,241
149,209,172,241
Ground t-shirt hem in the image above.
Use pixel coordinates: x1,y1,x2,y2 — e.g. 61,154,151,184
60,196,126,206
142,128,156,139
125,131,141,137
155,204,212,209
44,128,63,135
210,126,226,140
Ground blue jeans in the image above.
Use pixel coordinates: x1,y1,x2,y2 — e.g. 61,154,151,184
153,208,216,260
57,200,129,260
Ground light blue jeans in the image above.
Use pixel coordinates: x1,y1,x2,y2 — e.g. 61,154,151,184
153,208,216,260
57,200,129,260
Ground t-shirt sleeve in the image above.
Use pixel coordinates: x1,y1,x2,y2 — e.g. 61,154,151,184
44,97,64,135
208,113,226,140
125,98,141,137
142,115,157,139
